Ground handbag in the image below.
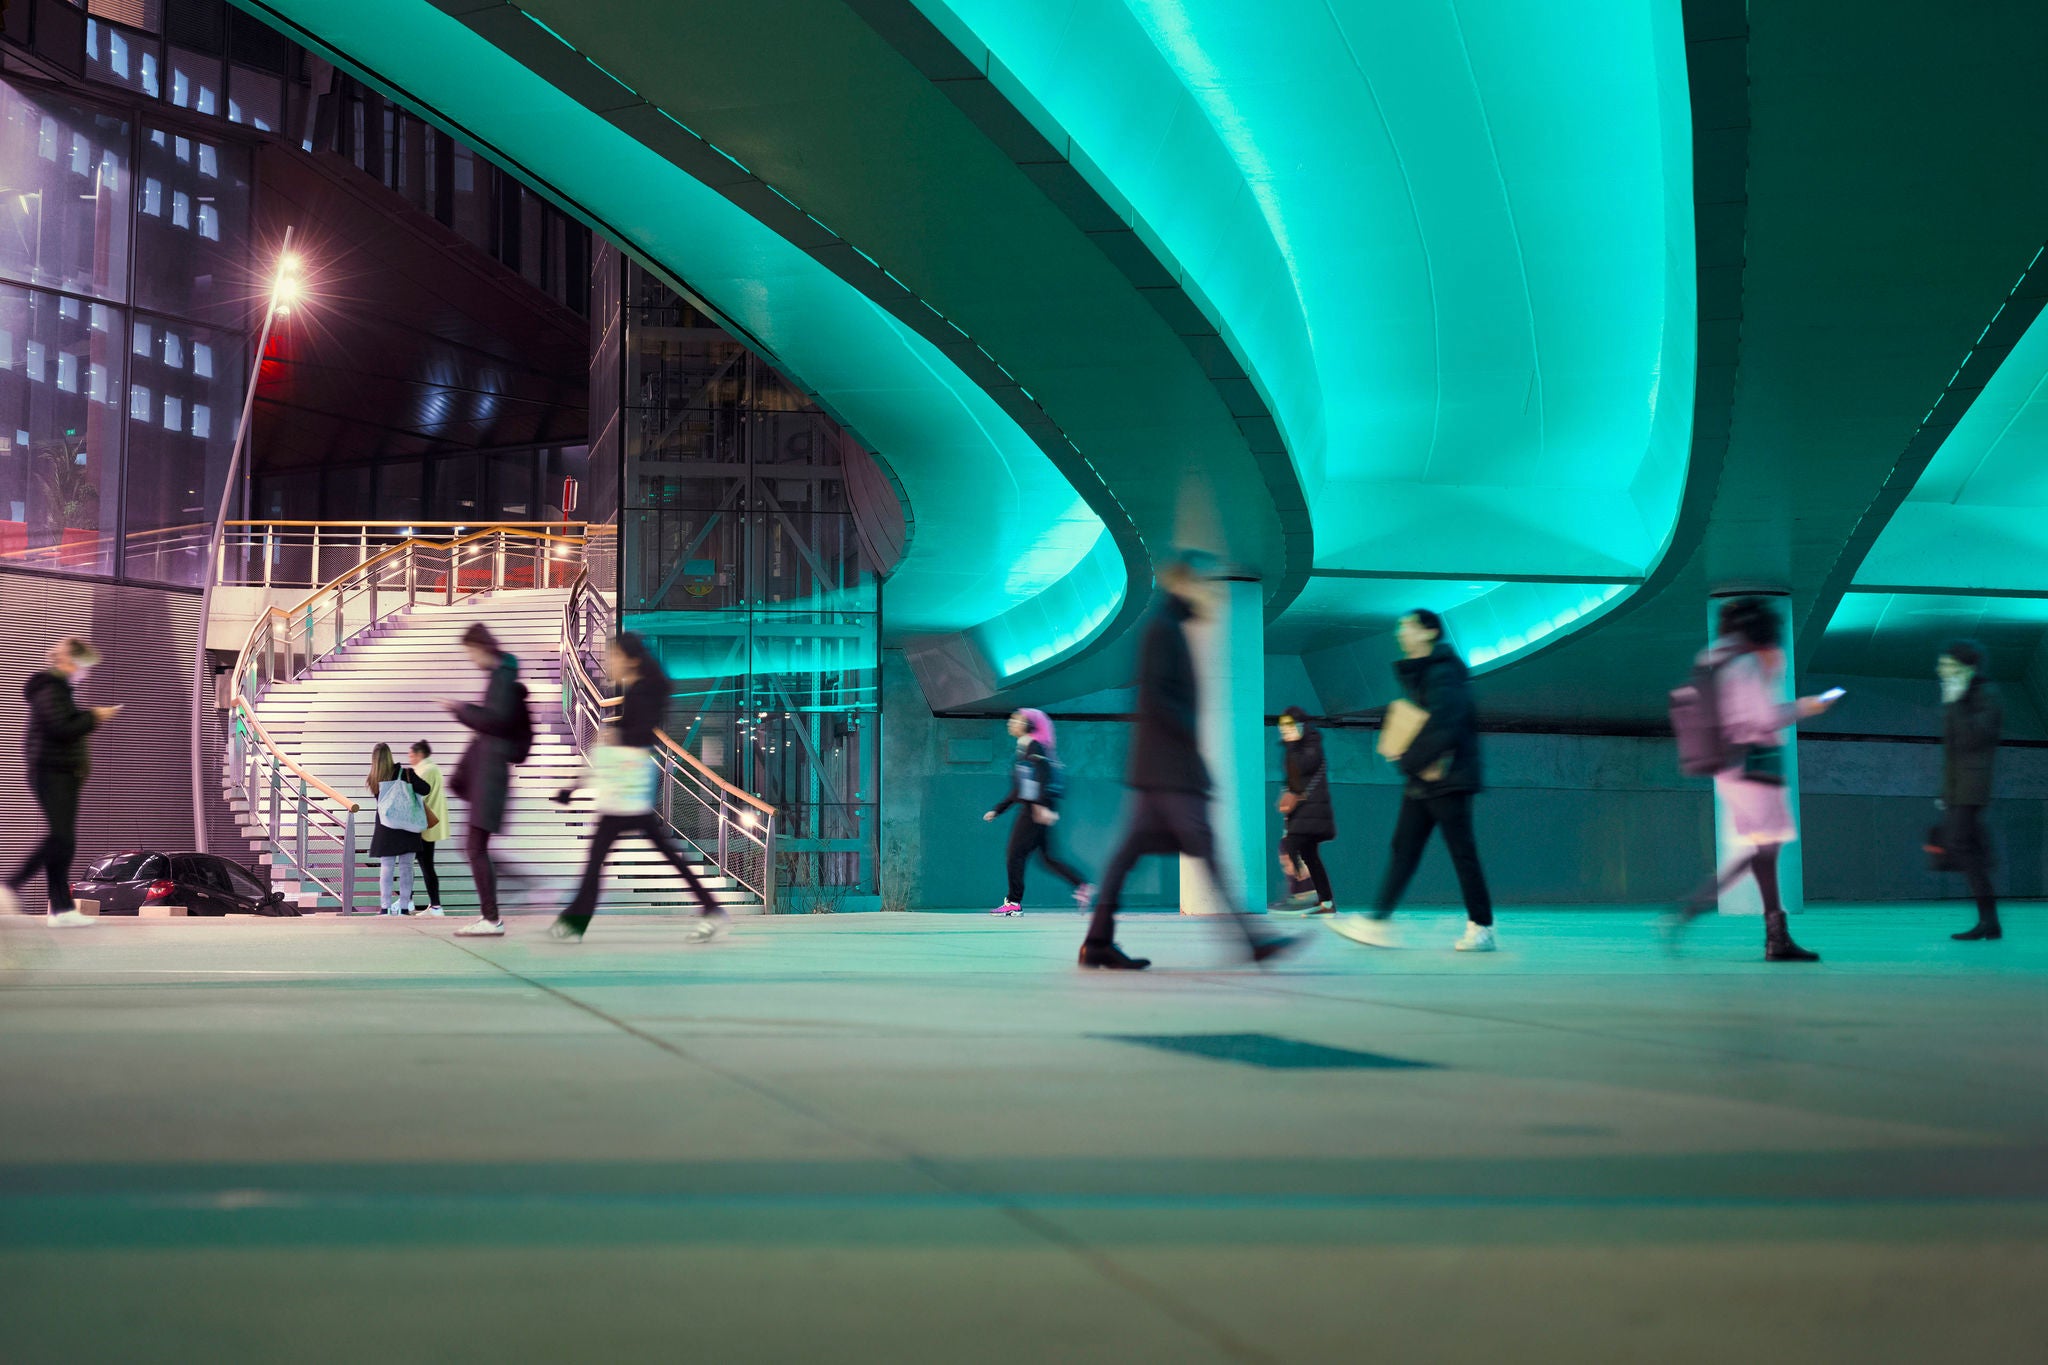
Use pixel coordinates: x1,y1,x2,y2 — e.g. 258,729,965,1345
377,779,428,833
1924,822,1959,873
1740,744,1786,787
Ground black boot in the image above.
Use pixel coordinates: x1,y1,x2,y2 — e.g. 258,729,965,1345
1763,909,1819,963
1079,941,1151,970
1952,918,2003,941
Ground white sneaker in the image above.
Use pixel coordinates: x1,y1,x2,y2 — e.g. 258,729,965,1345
45,909,94,928
1327,913,1399,948
420,905,445,918
0,884,20,916
1454,923,1498,953
454,917,505,937
688,914,727,943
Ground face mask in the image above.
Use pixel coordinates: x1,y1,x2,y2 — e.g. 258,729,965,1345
70,665,92,685
1941,673,1970,704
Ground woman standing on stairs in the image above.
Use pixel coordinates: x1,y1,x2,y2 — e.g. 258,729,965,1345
445,623,529,938
366,743,430,915
550,633,724,942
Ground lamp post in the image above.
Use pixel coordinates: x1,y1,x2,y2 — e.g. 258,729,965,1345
190,228,299,853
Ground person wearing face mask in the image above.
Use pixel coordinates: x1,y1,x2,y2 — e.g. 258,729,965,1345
1664,596,1837,961
1935,639,2003,942
1272,706,1336,915
1,638,122,926
982,707,1093,916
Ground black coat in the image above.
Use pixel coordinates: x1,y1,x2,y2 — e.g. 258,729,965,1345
452,652,521,833
992,739,1059,816
1281,724,1335,840
1126,594,1208,794
22,671,97,777
1393,644,1482,797
616,669,671,748
1942,677,2001,808
368,767,431,858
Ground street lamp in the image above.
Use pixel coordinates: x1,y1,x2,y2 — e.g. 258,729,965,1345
189,229,299,852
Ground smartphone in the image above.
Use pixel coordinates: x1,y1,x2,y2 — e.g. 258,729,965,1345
1818,686,1847,704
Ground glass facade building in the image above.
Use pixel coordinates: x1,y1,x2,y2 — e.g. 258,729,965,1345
0,72,250,586
598,250,881,894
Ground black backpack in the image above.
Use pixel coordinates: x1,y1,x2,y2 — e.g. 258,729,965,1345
1669,650,1737,777
506,682,535,765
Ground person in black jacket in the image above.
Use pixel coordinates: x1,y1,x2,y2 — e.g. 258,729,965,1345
2,638,119,926
1273,706,1336,914
1080,557,1298,970
1937,639,2003,941
1330,609,1496,952
443,622,525,937
982,707,1092,915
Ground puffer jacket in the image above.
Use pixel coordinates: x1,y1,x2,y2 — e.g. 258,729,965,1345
1281,723,1335,840
1393,644,1482,797
1942,677,2002,808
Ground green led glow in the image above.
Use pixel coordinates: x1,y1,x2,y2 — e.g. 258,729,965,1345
917,0,1695,663
1850,291,2048,595
249,0,1118,670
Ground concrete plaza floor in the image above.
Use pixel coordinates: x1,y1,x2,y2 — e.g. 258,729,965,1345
1,905,2044,1363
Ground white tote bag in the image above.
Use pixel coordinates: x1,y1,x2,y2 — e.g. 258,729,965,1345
377,778,428,832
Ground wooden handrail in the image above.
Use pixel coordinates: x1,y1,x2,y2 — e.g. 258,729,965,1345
562,605,775,816
232,699,361,813
225,520,615,531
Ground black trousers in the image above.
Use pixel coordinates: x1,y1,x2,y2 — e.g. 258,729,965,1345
1087,789,1266,949
466,827,501,921
1945,804,1999,925
559,813,717,931
1279,832,1333,904
416,840,443,905
1681,841,1787,942
8,768,84,911
1375,792,1492,925
1005,811,1088,903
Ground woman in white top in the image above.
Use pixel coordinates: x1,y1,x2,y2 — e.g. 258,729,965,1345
1670,597,1836,960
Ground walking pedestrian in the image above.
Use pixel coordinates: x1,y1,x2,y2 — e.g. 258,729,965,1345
1079,556,1299,970
549,634,724,941
1937,640,2003,941
444,623,528,937
1,638,120,926
1665,596,1837,961
1330,609,1495,951
409,740,448,916
1272,706,1336,915
366,742,430,915
982,708,1093,915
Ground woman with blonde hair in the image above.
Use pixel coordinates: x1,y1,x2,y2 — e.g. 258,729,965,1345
365,742,431,916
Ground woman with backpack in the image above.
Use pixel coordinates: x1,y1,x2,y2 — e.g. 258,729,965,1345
981,708,1092,916
1668,596,1837,961
443,622,528,937
366,742,431,915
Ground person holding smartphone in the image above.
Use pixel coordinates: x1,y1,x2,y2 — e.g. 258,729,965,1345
1,638,121,926
1665,597,1838,960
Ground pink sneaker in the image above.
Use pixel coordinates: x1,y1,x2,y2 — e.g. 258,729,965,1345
991,902,1022,916
1072,883,1095,909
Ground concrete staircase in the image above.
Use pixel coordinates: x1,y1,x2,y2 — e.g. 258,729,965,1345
228,589,749,914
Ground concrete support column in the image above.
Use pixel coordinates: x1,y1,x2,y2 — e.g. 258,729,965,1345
878,648,931,913
1182,575,1264,916
1710,592,1805,916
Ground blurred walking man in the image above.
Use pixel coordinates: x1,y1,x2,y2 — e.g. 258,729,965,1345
1079,557,1298,970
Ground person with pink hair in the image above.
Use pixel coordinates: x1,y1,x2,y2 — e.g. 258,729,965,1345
982,708,1093,915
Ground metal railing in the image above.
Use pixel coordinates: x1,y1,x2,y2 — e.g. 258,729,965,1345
217,520,612,589
561,568,779,912
228,525,590,910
